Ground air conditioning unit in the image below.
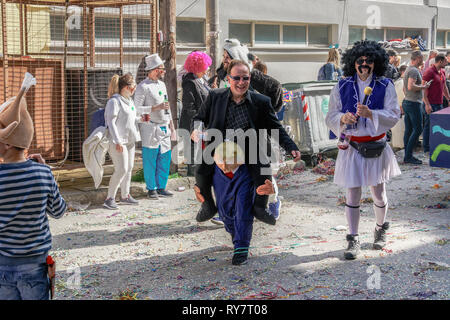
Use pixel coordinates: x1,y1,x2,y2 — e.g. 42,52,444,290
424,0,437,6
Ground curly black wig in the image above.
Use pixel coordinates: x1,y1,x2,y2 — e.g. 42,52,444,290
341,40,389,77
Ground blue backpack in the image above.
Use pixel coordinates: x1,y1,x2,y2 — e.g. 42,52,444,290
317,64,327,81
89,108,106,135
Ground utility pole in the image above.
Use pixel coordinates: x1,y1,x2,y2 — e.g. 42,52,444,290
159,0,178,173
159,0,177,127
206,0,219,75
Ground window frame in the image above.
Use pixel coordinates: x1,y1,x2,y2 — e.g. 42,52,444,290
176,18,206,46
229,20,331,48
436,30,449,49
48,12,151,48
348,26,426,46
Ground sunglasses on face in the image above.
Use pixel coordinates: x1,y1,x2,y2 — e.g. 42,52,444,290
356,57,374,65
229,75,250,82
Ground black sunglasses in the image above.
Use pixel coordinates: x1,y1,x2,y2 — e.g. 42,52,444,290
229,75,250,82
356,57,374,65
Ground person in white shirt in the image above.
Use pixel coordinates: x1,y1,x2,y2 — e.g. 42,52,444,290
134,54,176,200
325,40,401,260
103,73,141,210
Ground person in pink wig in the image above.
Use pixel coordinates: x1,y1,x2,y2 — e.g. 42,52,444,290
180,51,213,176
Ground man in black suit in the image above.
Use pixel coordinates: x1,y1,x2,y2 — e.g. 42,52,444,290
191,60,301,225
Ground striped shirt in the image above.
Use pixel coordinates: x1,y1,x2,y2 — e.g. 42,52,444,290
0,160,66,258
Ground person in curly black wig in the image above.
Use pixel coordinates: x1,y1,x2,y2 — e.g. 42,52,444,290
341,40,389,78
325,40,402,261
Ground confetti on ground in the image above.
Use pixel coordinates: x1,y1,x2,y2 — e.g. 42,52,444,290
312,159,335,175
435,239,449,246
315,176,328,183
51,156,450,300
117,289,139,300
424,203,448,209
411,291,437,299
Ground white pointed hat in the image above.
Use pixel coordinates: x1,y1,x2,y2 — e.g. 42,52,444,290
145,53,165,71
0,72,36,149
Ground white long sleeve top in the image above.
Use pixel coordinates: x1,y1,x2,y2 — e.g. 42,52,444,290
104,94,141,145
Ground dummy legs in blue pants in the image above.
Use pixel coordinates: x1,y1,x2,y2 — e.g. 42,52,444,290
142,146,172,191
212,165,255,251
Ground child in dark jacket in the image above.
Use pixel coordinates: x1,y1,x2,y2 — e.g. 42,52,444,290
195,141,279,265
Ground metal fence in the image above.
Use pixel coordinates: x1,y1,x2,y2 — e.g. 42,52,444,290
0,0,157,167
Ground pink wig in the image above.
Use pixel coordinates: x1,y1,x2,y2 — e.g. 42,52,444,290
184,51,212,74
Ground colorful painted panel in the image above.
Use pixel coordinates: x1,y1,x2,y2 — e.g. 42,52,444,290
430,107,450,169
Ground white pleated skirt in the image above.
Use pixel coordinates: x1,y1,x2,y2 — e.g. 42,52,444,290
333,142,401,188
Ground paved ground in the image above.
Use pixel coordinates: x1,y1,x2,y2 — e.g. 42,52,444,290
51,150,449,300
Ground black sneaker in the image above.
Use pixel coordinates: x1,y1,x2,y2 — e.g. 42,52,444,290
195,201,217,222
157,189,173,197
344,234,360,260
147,190,159,200
373,222,390,250
252,206,276,226
404,157,422,165
232,249,248,265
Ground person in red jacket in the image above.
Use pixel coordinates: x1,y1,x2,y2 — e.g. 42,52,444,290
422,53,450,154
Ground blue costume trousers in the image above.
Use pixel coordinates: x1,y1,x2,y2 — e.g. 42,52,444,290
212,165,255,250
142,146,172,191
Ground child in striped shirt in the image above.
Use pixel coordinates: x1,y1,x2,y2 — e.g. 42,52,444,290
0,73,66,300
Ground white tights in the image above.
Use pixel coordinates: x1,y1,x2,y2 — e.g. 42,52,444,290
345,183,388,235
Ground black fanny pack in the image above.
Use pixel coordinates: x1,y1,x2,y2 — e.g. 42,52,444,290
349,140,386,158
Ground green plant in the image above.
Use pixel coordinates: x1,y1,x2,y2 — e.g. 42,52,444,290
131,169,145,182
168,172,181,179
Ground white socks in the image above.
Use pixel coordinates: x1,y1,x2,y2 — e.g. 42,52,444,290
345,187,362,235
370,183,388,231
345,183,388,234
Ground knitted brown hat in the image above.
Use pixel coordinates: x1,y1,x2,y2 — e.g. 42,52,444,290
0,73,36,149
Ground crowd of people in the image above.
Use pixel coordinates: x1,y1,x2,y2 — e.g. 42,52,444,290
0,36,449,300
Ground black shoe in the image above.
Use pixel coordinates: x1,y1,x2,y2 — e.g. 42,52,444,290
344,234,360,260
196,201,217,222
157,189,173,197
373,222,390,250
404,157,422,165
232,249,248,265
147,190,159,200
252,206,276,226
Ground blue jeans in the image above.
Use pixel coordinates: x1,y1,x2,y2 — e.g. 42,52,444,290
0,263,49,300
403,100,423,160
422,103,444,152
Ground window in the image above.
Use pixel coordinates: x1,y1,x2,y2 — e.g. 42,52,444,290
366,28,384,42
405,29,423,38
386,29,403,41
176,20,205,44
349,27,363,44
229,22,251,45
95,17,132,40
50,15,84,41
255,24,280,44
137,19,151,40
308,25,329,46
229,21,330,47
283,25,306,44
437,31,445,47
349,26,428,46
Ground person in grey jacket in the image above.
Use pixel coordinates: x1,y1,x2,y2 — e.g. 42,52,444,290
213,39,284,112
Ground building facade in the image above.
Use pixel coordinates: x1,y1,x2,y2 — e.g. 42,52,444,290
175,0,450,83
